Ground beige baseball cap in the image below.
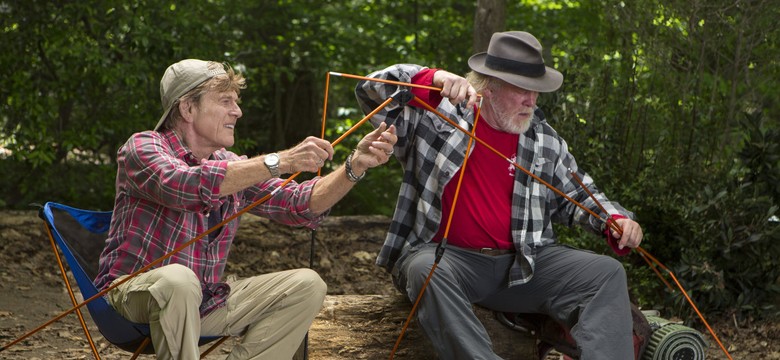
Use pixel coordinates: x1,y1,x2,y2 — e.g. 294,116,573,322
154,59,227,131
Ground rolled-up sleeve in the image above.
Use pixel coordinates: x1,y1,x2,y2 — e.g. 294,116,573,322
242,177,328,229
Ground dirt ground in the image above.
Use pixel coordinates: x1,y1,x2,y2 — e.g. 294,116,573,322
0,209,778,359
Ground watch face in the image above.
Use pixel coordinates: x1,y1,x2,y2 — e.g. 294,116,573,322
265,153,280,167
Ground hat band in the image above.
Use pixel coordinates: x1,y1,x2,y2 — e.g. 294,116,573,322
485,55,546,78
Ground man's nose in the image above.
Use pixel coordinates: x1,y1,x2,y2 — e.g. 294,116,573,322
524,93,539,107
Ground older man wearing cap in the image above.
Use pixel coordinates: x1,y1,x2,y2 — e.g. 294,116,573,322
95,59,397,359
355,31,643,359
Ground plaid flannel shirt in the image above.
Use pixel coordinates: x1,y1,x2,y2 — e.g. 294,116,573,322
355,64,632,286
95,129,325,316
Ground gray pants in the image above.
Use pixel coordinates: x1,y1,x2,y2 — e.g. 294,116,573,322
107,264,327,360
393,244,633,360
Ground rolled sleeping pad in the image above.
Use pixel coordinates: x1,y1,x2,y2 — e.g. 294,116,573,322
642,315,708,360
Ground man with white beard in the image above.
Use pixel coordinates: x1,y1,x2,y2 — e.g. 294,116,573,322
355,31,644,359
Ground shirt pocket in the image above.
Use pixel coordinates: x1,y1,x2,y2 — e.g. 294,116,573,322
429,116,456,134
532,157,555,181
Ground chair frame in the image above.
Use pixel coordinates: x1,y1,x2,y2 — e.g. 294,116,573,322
39,202,228,359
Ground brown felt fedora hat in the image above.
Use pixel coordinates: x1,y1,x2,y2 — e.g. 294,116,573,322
468,31,563,93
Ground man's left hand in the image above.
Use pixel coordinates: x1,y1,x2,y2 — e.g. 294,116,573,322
350,122,398,175
611,218,643,250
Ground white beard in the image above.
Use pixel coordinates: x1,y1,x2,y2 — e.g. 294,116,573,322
486,101,533,134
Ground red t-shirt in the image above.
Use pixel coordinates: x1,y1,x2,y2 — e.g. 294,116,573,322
432,120,519,250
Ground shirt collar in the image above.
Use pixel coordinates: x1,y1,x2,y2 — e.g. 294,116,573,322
160,128,229,164
160,128,200,165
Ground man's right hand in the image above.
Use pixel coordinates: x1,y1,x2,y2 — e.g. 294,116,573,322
278,137,334,174
432,70,478,108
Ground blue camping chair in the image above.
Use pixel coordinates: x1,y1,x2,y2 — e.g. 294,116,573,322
39,202,229,359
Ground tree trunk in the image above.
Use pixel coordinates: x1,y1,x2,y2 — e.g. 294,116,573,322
283,69,321,147
294,294,538,359
473,0,507,53
270,69,322,150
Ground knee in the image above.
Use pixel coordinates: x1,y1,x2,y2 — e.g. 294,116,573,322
401,253,438,289
603,257,627,282
158,264,201,296
405,264,455,302
292,268,327,302
594,256,628,293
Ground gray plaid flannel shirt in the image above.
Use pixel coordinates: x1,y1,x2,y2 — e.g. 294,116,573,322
355,64,633,286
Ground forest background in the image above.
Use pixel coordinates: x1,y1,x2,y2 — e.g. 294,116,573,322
1,0,778,327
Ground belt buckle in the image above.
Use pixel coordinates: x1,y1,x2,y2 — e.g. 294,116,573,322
479,247,494,254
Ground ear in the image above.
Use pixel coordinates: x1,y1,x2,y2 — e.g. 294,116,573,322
481,87,495,105
178,99,195,124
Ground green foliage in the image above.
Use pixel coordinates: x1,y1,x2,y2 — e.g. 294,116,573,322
1,0,239,208
665,112,780,320
673,184,779,319
738,111,780,204
2,0,779,319
507,0,780,319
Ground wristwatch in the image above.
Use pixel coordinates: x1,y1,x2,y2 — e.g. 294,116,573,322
264,153,280,178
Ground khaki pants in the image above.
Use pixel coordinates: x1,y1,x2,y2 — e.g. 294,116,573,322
107,264,327,360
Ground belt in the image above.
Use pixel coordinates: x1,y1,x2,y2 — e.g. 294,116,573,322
460,247,516,256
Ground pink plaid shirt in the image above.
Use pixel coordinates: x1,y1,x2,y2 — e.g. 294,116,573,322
95,129,325,316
